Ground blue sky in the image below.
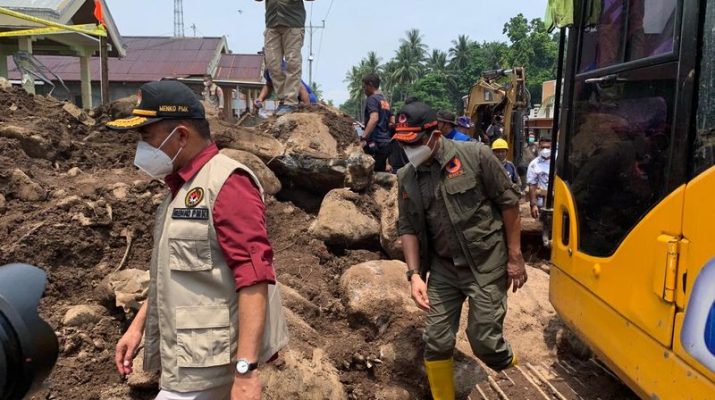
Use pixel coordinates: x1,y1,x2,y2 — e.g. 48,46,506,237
106,0,548,105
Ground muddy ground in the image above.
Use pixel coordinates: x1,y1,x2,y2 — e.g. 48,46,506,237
0,88,635,400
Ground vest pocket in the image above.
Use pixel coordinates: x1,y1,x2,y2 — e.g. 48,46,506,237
463,226,506,274
175,305,231,368
168,227,213,271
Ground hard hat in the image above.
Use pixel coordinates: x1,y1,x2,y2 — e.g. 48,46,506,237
492,138,509,150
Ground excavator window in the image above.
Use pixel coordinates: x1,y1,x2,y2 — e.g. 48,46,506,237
579,0,678,73
693,0,715,176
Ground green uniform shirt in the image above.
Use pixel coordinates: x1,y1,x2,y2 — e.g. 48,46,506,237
416,154,469,267
264,0,307,29
397,138,521,286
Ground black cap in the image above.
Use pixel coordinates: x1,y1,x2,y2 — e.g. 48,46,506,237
436,110,457,125
106,80,205,131
392,101,438,143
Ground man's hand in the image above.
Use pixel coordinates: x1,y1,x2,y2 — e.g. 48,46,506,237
115,328,142,376
410,275,430,311
530,204,540,219
507,252,528,293
254,99,263,109
232,371,261,400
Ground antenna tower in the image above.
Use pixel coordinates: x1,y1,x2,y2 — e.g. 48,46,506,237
174,0,185,37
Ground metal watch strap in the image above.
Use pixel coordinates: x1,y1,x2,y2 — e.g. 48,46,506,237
406,269,419,282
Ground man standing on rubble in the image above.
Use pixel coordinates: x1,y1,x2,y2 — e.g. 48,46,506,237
360,73,393,172
109,81,287,400
202,75,224,113
256,0,314,116
393,101,527,400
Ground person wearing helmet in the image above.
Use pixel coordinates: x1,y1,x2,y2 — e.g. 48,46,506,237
436,110,472,142
393,101,526,400
455,116,474,139
491,138,521,186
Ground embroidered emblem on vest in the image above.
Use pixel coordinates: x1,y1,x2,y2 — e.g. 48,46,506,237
446,157,465,179
185,187,204,208
172,208,209,220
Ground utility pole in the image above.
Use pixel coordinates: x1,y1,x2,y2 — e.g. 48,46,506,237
190,23,197,37
305,19,325,88
174,0,184,37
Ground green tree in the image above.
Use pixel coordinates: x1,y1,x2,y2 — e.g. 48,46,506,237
400,28,428,64
448,34,472,71
310,82,324,101
407,73,453,112
426,49,448,74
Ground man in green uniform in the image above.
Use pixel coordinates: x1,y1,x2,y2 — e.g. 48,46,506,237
255,0,314,116
393,101,527,400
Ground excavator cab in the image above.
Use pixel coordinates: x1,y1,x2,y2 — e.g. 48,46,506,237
464,67,528,166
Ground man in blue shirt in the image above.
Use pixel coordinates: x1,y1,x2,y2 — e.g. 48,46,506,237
360,73,393,172
255,62,317,110
437,110,472,142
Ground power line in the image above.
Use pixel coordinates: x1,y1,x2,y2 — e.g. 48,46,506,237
314,0,334,81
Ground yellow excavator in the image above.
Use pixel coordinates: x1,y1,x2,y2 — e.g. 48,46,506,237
545,0,715,398
463,67,528,165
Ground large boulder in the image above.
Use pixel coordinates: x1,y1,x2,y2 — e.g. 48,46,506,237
63,305,106,327
309,189,379,247
95,269,150,317
220,148,282,195
9,169,45,201
340,260,418,323
214,125,285,162
268,112,374,192
262,349,347,400
372,174,403,259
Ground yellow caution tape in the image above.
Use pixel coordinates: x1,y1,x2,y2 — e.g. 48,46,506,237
0,7,107,37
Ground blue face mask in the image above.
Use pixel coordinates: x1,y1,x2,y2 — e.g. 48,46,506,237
528,136,536,144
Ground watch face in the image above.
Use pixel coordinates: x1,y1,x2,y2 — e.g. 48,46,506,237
236,360,249,374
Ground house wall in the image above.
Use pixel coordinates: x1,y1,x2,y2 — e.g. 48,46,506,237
33,81,143,108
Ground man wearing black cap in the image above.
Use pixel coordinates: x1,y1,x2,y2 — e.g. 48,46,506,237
393,101,527,399
109,80,287,400
436,110,473,142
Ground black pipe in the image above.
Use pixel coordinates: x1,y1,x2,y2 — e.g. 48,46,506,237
542,27,567,247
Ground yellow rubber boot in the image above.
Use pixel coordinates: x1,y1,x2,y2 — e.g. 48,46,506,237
424,359,455,400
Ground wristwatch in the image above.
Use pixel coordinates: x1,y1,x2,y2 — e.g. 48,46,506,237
406,269,419,282
235,359,259,375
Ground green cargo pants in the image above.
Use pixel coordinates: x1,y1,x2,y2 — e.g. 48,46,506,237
423,258,513,370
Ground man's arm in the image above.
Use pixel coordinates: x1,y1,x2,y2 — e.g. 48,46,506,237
402,234,430,311
217,86,225,110
114,301,148,376
231,283,267,399
257,84,272,103
214,171,277,399
362,111,379,141
298,84,311,104
478,146,528,292
501,206,527,292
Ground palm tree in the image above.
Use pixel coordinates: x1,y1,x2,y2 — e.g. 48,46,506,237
449,34,472,71
391,45,421,100
400,28,428,64
426,49,448,74
310,82,324,101
363,51,382,74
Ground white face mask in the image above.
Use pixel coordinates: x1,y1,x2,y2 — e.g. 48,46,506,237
134,127,183,179
403,133,436,168
540,148,552,159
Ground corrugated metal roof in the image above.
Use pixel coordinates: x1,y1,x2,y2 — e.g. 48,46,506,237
7,36,226,82
0,0,71,18
214,53,263,83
